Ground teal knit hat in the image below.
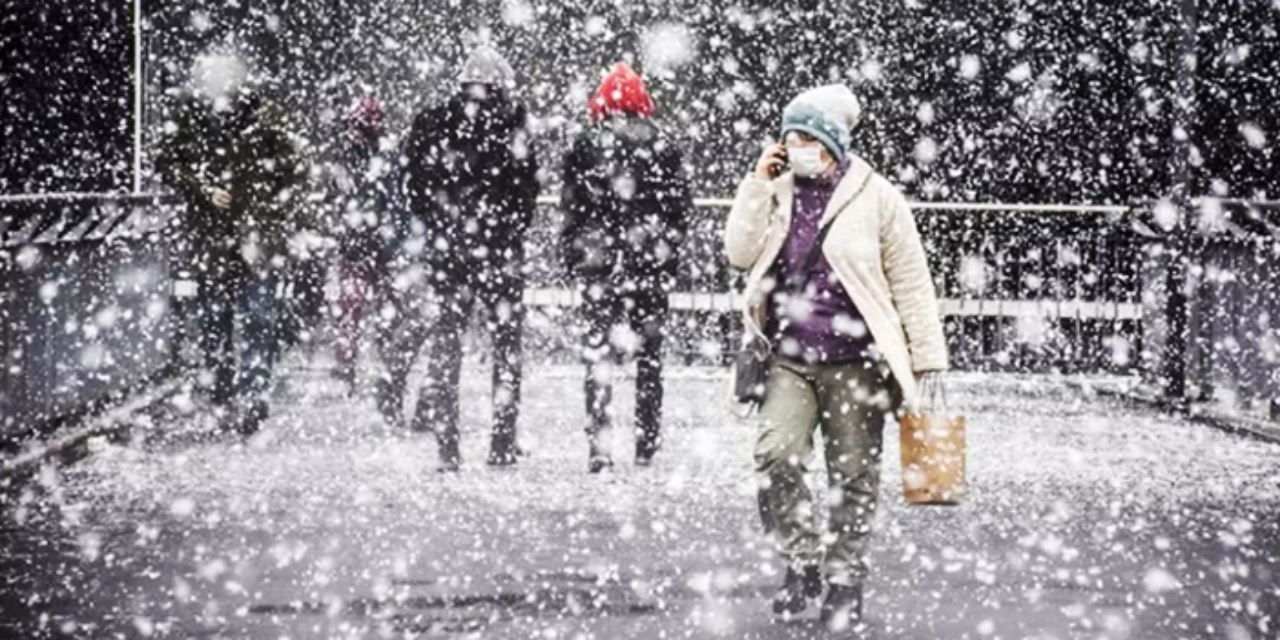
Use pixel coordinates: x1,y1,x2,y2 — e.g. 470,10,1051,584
780,85,862,163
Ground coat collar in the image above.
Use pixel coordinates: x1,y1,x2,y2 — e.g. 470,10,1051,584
820,154,875,226
772,155,875,228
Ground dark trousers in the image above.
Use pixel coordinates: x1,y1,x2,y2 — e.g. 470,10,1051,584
276,255,327,352
196,268,240,407
390,269,525,464
580,277,669,452
193,263,280,420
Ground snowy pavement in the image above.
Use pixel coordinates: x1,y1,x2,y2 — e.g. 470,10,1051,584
2,363,1279,639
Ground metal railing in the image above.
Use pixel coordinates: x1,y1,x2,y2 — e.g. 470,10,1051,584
1137,199,1280,423
1,194,176,442
520,195,1143,371
2,190,1153,442
3,191,1145,367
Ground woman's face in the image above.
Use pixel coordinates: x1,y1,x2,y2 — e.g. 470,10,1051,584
783,131,834,164
783,131,835,177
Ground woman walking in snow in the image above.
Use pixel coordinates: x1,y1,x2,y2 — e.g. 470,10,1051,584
724,85,948,631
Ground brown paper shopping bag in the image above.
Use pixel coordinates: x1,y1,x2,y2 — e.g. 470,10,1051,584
900,377,967,505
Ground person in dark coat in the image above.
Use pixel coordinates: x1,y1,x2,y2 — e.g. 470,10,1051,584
560,62,692,472
392,45,540,470
154,53,302,435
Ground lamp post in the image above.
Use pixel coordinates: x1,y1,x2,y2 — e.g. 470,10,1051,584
132,0,143,194
1162,0,1197,407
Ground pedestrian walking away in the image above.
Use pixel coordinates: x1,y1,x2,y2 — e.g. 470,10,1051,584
560,62,693,473
324,97,400,395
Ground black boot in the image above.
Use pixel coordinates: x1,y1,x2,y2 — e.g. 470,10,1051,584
819,583,864,632
487,440,518,467
771,565,823,616
230,400,269,437
437,447,461,473
635,432,661,466
587,434,614,473
374,378,403,430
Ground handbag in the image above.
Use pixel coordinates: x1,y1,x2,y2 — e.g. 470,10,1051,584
732,238,829,407
899,375,967,505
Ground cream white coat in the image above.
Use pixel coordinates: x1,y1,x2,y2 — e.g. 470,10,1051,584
724,155,949,408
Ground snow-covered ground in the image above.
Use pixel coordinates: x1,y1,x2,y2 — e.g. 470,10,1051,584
2,360,1278,639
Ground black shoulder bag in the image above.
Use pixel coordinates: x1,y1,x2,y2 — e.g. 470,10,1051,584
733,172,873,409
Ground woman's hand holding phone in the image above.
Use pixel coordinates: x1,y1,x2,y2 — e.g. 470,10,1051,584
754,142,788,181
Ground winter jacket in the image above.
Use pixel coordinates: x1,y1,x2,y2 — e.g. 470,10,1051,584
155,91,302,270
402,89,539,282
724,156,949,408
560,117,692,282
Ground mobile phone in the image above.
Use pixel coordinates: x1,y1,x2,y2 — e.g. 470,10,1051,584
771,147,789,178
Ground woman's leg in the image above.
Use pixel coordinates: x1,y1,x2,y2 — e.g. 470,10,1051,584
753,360,822,568
815,361,891,587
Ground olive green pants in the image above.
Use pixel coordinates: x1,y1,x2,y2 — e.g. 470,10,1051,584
754,357,894,586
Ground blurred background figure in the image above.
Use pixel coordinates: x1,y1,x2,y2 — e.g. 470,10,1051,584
325,97,400,394
560,62,692,472
155,50,303,435
393,45,541,470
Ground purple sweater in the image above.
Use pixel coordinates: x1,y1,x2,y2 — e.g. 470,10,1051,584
770,160,874,363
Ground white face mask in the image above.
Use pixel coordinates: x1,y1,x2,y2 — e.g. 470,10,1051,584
788,145,829,177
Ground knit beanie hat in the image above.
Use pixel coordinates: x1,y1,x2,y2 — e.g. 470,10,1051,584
458,45,516,89
588,62,655,121
779,85,862,163
343,97,384,143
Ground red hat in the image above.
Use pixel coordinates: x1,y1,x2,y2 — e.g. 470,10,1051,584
343,97,384,142
588,62,655,122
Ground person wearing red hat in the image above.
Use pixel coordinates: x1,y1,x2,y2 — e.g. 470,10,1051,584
560,62,693,472
326,97,399,394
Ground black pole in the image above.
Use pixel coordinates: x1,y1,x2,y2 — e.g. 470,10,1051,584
1162,0,1197,407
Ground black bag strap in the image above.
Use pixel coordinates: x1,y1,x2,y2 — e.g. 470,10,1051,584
790,171,875,291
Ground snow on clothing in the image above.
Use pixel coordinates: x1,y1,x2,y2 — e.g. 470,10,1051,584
770,157,874,364
560,118,690,281
403,87,539,284
725,156,949,410
397,51,539,465
331,117,392,264
560,103,692,460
